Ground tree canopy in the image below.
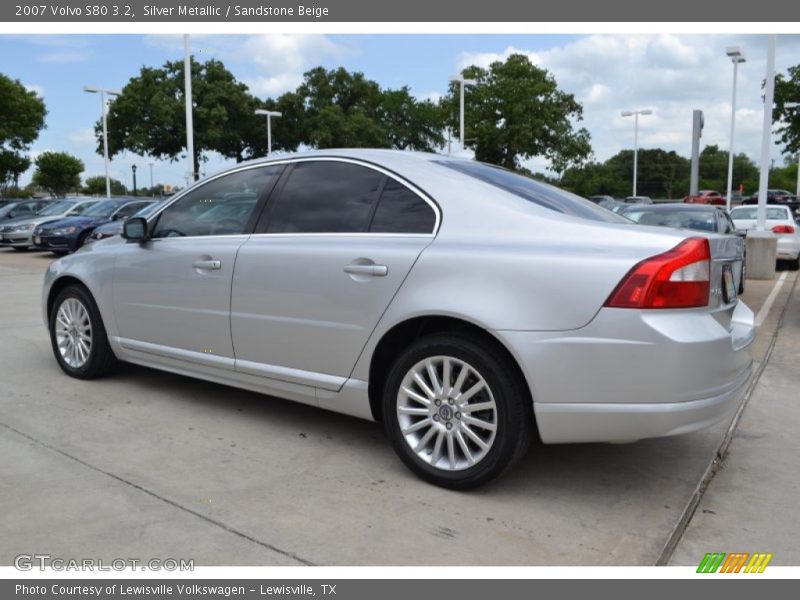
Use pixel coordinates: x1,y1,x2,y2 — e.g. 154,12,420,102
32,151,84,197
774,64,800,157
83,175,127,196
442,54,591,171
0,73,47,197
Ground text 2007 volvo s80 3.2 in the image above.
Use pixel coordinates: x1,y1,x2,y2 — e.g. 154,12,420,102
42,149,754,489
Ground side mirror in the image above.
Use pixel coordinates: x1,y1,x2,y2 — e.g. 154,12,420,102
122,217,148,242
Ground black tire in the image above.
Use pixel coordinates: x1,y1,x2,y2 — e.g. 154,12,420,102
12,246,28,252
49,284,118,379
382,332,533,490
76,231,92,249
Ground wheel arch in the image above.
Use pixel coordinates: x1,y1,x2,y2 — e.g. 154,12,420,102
46,275,93,321
366,314,535,427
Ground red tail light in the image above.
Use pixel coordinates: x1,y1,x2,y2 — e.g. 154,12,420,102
772,225,795,234
605,237,711,309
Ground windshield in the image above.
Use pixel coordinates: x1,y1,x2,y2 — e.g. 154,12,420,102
37,200,75,216
435,160,627,223
68,201,98,215
730,206,789,221
136,201,166,217
81,200,126,217
625,208,717,231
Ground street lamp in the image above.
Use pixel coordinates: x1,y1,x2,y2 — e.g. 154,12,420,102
725,46,746,211
131,164,137,197
83,85,121,198
184,34,196,184
254,109,282,156
449,75,477,152
148,161,155,196
621,109,653,197
786,102,800,198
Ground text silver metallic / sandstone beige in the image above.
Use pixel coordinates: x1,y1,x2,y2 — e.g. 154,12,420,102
42,150,755,488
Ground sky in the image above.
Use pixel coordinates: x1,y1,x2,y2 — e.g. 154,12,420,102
1,33,799,190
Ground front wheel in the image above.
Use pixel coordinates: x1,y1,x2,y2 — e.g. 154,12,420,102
382,332,533,489
49,284,118,379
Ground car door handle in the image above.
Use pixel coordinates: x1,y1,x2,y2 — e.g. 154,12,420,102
192,259,222,270
343,264,388,277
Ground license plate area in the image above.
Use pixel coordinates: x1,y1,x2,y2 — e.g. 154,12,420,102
722,264,737,304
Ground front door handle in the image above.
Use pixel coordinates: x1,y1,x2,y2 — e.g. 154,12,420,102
343,263,388,277
192,259,222,270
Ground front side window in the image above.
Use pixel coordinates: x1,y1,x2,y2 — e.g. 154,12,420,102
152,165,283,238
263,161,384,234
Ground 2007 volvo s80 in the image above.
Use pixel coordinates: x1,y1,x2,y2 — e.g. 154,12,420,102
43,150,755,488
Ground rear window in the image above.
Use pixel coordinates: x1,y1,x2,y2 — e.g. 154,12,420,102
730,206,789,221
625,208,717,231
435,160,626,223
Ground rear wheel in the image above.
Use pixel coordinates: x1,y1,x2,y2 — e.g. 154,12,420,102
382,332,533,489
49,284,117,379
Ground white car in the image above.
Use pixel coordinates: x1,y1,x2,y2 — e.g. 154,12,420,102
730,205,800,269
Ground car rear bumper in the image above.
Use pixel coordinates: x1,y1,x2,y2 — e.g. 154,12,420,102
497,300,755,444
776,236,800,259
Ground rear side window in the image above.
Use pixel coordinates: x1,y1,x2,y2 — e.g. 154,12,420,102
435,159,628,223
264,161,384,233
369,179,436,234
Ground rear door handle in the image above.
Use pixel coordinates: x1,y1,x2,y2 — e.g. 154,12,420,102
192,259,222,270
343,264,388,277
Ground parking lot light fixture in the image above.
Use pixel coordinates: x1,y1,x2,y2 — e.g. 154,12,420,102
756,36,777,231
621,109,653,197
449,76,477,152
785,102,800,198
255,109,282,156
83,85,121,198
725,47,746,212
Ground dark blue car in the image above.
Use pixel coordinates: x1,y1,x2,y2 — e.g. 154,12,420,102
32,198,154,254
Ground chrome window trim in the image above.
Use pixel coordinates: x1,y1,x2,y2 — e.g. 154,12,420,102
145,156,441,237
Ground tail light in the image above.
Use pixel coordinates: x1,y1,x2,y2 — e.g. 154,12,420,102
772,225,795,234
605,237,711,309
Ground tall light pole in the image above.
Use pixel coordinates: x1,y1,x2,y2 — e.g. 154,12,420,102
756,36,777,231
254,109,282,156
725,47,746,212
621,109,653,196
786,102,800,198
148,161,155,196
83,85,121,198
184,34,196,184
449,75,477,151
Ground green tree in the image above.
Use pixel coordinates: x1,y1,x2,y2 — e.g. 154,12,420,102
379,87,445,150
83,175,127,196
32,151,84,197
0,73,47,197
774,65,800,157
442,54,591,171
0,150,32,197
603,149,690,199
102,58,261,180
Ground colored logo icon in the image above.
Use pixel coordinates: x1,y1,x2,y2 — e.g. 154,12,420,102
697,552,773,573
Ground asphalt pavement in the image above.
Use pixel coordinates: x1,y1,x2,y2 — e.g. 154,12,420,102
0,248,796,566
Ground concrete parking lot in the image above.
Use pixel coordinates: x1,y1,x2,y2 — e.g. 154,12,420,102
0,247,796,566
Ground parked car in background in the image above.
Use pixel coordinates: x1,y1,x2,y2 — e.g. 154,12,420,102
32,198,155,255
0,198,99,251
621,203,746,292
588,195,616,204
741,189,797,205
0,198,55,222
42,150,754,489
684,190,725,205
624,195,653,204
85,200,166,244
730,205,800,270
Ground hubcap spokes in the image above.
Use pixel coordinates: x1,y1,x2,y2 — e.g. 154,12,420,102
397,356,498,471
55,298,92,368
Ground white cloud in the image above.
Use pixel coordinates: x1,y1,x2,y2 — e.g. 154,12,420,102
67,128,96,148
454,34,800,173
24,83,44,97
37,51,90,64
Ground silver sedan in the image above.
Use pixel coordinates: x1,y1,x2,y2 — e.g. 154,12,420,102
41,150,755,488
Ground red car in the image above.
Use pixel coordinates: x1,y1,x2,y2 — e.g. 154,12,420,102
684,190,725,205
